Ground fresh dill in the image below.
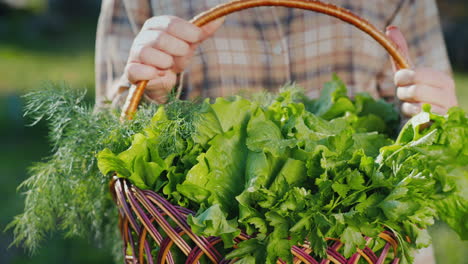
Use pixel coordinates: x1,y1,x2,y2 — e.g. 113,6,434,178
7,82,159,261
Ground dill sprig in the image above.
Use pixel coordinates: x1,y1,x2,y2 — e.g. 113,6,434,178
7,82,158,261
150,98,202,158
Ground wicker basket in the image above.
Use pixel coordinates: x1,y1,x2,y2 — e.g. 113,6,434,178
110,178,400,264
112,1,410,263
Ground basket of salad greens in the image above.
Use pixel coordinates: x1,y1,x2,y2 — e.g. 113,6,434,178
9,0,467,264
100,77,467,264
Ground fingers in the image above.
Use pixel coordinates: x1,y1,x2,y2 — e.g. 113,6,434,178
386,25,412,71
125,62,176,101
126,16,200,92
387,26,458,116
394,69,458,112
130,16,204,76
145,71,178,104
169,17,225,72
128,16,224,79
394,68,455,89
173,43,198,72
200,17,226,40
130,30,192,71
135,30,191,57
131,45,174,70
394,69,415,87
397,84,451,106
125,63,161,84
143,15,226,42
125,15,225,103
401,102,446,117
413,68,454,90
401,102,420,116
143,16,204,43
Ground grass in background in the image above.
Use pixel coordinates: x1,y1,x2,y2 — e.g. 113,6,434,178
0,46,94,94
0,17,96,94
455,72,468,111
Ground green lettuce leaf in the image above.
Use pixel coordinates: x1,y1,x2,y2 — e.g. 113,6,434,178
187,204,241,248
178,124,247,215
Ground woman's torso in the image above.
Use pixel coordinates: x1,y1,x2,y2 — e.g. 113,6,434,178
99,0,449,103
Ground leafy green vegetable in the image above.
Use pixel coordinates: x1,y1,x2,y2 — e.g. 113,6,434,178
98,77,466,263
96,80,468,263
187,204,241,248
178,124,248,215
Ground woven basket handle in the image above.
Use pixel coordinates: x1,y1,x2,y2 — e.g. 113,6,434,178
121,0,410,120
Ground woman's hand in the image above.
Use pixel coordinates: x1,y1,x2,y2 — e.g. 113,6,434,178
125,16,225,103
386,26,458,116
394,68,458,116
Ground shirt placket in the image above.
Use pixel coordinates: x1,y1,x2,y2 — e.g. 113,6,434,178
255,6,291,89
271,6,292,83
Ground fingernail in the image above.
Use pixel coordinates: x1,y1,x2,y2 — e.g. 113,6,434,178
410,104,420,115
386,25,398,32
402,103,420,116
395,69,415,86
397,86,409,99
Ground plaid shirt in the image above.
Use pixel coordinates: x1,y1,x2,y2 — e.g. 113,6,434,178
95,0,451,107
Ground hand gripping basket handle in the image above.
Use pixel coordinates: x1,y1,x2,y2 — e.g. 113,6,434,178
121,0,411,120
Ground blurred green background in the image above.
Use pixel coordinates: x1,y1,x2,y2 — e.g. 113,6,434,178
0,0,467,263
